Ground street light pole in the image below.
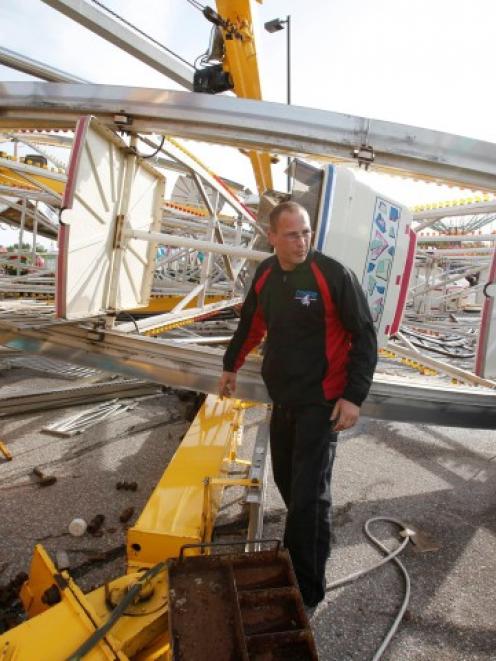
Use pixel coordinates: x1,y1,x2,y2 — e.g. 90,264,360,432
286,14,291,107
285,14,291,193
264,15,292,193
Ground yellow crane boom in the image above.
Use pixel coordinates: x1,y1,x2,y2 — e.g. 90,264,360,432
215,0,274,195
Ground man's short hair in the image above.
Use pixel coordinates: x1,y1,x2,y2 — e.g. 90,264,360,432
268,201,309,232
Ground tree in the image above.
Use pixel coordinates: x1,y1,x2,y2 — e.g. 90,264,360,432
7,243,47,252
7,242,31,252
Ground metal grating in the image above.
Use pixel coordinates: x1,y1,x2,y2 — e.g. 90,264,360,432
8,355,105,379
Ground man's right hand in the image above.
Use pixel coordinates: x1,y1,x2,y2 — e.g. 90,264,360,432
218,371,237,399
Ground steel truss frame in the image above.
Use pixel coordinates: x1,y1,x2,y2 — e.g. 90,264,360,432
0,316,495,428
0,83,495,413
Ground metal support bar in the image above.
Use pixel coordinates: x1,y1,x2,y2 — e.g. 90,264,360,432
115,297,241,334
0,196,56,232
417,233,496,243
40,0,194,89
410,267,482,298
413,200,496,222
245,408,270,551
0,185,60,205
202,476,258,542
42,399,128,436
169,282,205,313
126,228,270,262
1,317,495,427
4,83,496,189
198,190,218,307
0,156,66,182
10,134,68,170
161,215,253,240
17,197,27,276
416,248,493,257
388,340,496,389
0,46,88,83
0,379,159,416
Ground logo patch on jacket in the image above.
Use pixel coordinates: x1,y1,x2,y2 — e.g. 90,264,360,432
295,290,318,306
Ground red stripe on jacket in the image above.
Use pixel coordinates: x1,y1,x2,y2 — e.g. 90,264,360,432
311,262,351,400
234,266,272,371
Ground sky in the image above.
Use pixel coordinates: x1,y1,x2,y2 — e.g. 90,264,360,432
1,0,496,245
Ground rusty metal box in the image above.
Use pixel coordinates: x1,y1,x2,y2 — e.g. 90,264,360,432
167,544,318,660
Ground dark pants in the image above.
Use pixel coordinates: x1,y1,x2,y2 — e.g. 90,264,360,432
270,403,337,607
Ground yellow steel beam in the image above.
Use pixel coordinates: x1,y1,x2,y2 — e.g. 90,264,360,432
127,394,244,570
0,157,65,195
0,169,64,195
215,0,273,195
130,293,227,315
246,148,274,195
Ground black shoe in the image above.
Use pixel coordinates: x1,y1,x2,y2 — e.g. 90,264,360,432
304,596,326,618
304,603,317,619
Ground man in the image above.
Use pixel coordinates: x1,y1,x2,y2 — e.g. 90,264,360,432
218,201,377,608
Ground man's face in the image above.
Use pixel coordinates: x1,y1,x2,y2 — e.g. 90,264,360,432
268,210,312,270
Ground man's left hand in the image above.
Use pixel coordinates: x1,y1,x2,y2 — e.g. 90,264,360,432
330,398,360,432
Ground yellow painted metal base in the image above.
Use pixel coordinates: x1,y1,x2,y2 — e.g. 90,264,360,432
3,546,128,660
127,395,244,570
130,294,227,315
2,547,170,660
0,395,252,659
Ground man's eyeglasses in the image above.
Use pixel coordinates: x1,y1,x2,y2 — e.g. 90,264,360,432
281,229,313,242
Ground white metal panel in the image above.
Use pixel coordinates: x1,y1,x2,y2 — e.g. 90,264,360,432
109,154,165,311
316,165,413,348
56,116,164,319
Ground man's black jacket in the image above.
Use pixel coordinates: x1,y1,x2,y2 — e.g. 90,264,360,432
223,250,378,407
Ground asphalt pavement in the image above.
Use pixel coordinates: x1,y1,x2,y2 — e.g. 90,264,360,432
261,415,496,660
1,363,495,660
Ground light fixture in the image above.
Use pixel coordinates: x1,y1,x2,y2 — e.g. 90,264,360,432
264,18,286,33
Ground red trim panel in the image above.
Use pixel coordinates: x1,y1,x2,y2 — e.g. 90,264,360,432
62,115,91,210
476,245,496,375
234,266,272,370
391,228,417,335
55,223,69,318
311,262,351,400
213,174,256,220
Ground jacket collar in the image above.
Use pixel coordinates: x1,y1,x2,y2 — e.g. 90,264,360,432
272,248,315,273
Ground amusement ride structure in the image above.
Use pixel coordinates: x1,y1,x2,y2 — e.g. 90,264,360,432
0,1,495,658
